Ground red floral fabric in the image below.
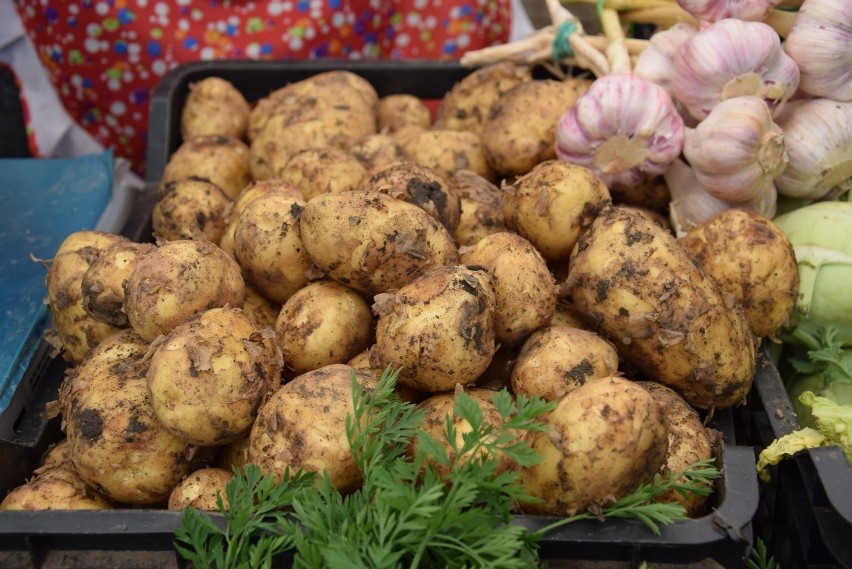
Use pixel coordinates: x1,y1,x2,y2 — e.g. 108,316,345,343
15,0,511,175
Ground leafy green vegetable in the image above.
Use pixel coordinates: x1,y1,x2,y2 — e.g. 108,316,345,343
747,537,780,569
175,366,721,568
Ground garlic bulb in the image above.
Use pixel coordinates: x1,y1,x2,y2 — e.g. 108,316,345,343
674,19,800,121
634,23,699,95
775,99,852,200
676,0,782,22
784,0,852,101
555,74,684,192
683,96,787,204
665,158,731,237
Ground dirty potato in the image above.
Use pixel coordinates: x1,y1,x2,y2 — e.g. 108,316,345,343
181,76,250,141
167,467,234,511
248,364,377,492
349,133,408,176
61,329,202,504
278,148,368,200
565,205,757,410
275,280,373,378
370,265,497,392
511,325,620,402
678,208,799,338
482,78,588,176
504,160,611,263
402,129,496,183
147,307,282,446
452,170,507,246
45,231,128,363
377,94,432,133
161,135,251,199
124,240,245,342
81,240,156,328
240,285,280,331
152,178,232,243
219,179,303,257
300,191,459,296
521,376,668,515
460,232,555,346
231,192,317,304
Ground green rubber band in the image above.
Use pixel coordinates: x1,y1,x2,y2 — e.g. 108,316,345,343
552,20,578,60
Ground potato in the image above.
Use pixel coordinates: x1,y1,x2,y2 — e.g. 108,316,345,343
362,161,461,233
434,62,532,134
549,298,588,329
460,232,556,346
565,205,757,410
452,170,507,247
482,79,587,176
348,349,428,404
219,179,303,257
152,177,232,243
474,345,518,392
414,388,522,478
275,280,373,378
520,376,668,515
81,240,156,327
168,468,234,511
61,329,202,504
0,465,111,511
370,265,497,392
249,92,376,182
45,231,128,362
248,364,377,492
215,435,250,473
637,381,718,517
349,133,408,176
678,208,799,338
511,325,619,402
377,94,432,133
503,160,611,263
278,148,368,199
181,77,250,141
241,285,280,331
300,191,459,296
147,307,282,446
124,239,245,342
614,175,671,211
232,192,317,304
402,129,496,182
161,135,251,199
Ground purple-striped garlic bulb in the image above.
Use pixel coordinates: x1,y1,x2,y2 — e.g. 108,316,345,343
784,0,852,101
683,96,787,204
674,19,800,121
676,0,782,22
634,23,699,95
555,74,685,192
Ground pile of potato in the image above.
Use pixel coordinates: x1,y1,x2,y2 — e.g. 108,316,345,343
2,64,799,520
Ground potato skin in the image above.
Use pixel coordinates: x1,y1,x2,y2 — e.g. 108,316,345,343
511,326,619,402
402,129,496,183
300,191,459,296
521,376,668,515
147,307,283,446
637,381,718,517
678,208,799,338
377,94,432,133
152,178,232,243
219,180,303,258
349,133,408,177
370,265,497,392
482,79,587,176
452,170,507,247
248,364,376,492
278,148,367,200
565,206,757,409
46,231,128,363
460,232,555,346
504,160,611,262
124,240,245,342
161,135,251,200
168,468,234,511
82,241,156,327
61,329,202,504
181,77,250,141
275,280,373,378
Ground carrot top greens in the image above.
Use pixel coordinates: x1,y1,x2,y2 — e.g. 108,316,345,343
175,366,720,568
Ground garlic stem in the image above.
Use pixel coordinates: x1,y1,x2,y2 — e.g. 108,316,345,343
763,8,797,37
600,8,632,74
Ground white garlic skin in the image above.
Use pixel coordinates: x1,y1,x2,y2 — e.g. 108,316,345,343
775,99,852,200
676,0,782,21
784,0,852,102
555,74,685,192
684,96,787,204
674,19,800,121
634,23,699,95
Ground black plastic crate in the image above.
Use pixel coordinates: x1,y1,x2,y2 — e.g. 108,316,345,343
738,343,852,568
0,60,761,567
